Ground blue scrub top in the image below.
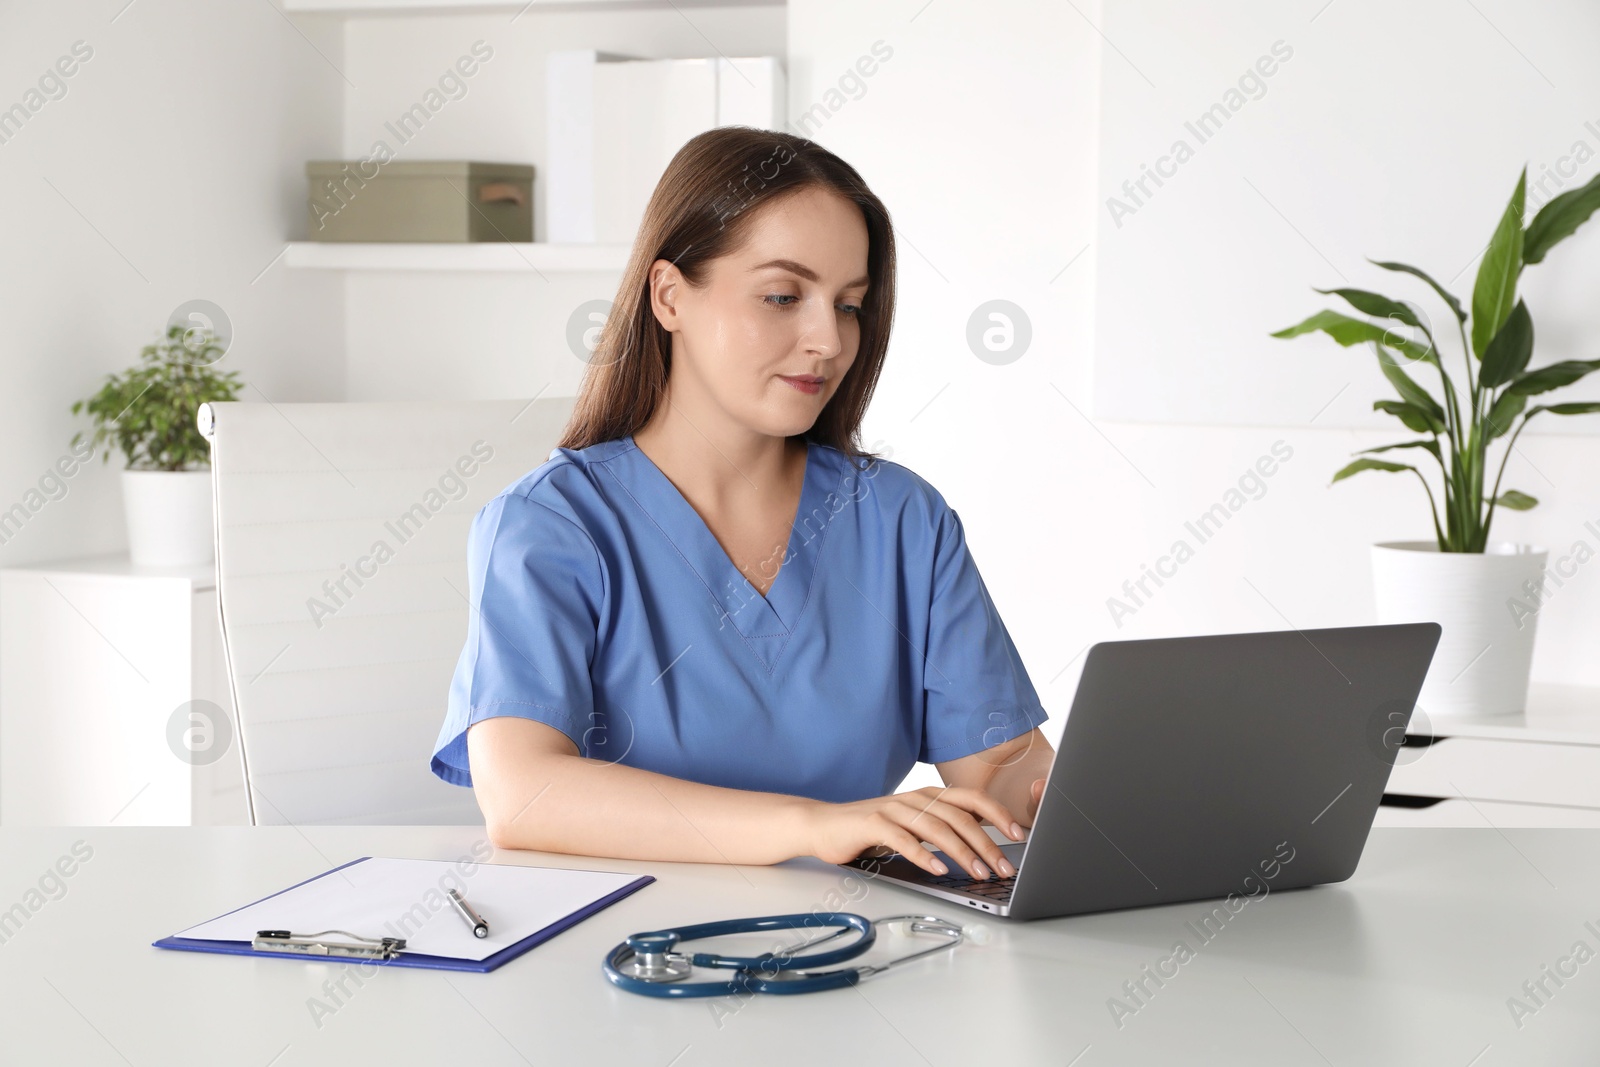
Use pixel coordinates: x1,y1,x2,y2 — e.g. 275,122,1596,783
430,434,1048,803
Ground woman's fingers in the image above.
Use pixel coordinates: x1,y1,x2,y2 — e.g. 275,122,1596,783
891,801,1008,881
891,811,987,879
923,786,1024,842
878,822,946,876
858,786,1030,881
918,799,1016,879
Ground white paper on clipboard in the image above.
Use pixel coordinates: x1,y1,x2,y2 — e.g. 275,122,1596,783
173,857,643,962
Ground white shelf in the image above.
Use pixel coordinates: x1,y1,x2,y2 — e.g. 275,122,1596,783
283,241,630,272
4,553,215,591
282,0,780,13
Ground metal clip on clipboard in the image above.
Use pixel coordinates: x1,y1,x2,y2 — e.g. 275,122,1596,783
251,929,407,960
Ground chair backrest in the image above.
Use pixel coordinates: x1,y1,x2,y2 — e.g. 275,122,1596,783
200,398,575,825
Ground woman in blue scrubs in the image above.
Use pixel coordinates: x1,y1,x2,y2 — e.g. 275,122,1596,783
432,128,1055,883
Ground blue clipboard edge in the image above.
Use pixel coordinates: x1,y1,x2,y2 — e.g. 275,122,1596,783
152,856,656,974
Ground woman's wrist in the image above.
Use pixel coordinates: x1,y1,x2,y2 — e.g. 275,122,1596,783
779,795,824,863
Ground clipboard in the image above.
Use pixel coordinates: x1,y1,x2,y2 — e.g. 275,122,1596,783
153,856,654,973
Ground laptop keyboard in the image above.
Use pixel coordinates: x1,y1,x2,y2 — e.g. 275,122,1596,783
924,872,1014,903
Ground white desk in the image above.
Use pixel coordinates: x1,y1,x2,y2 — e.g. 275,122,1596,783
2,826,1598,1064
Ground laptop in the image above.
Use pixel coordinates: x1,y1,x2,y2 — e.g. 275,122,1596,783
838,622,1442,920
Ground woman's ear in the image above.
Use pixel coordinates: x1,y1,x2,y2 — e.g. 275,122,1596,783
648,259,683,331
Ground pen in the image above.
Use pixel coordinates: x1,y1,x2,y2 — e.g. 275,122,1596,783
447,888,488,938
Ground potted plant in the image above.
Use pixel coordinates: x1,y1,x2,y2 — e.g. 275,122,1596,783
1273,166,1600,717
72,323,243,567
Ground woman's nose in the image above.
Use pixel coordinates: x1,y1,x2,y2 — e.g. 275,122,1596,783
800,302,845,359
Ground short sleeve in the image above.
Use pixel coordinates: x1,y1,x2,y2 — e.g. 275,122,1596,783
430,492,603,787
919,503,1048,763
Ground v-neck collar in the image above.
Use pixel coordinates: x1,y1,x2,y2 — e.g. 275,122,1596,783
603,435,835,670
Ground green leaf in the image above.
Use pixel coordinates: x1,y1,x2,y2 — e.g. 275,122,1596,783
1485,390,1528,439
1313,288,1422,328
1271,310,1434,362
1370,259,1467,323
1521,402,1600,430
1373,399,1444,434
1494,489,1538,511
1505,359,1600,397
1524,170,1600,265
1332,457,1417,484
1533,402,1600,415
1479,299,1534,389
1470,169,1526,358
1358,438,1443,462
1375,343,1448,423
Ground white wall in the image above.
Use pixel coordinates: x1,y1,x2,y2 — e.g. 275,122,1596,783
0,0,345,573
1094,0,1600,431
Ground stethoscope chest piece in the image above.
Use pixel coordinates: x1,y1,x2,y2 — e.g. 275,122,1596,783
614,932,693,983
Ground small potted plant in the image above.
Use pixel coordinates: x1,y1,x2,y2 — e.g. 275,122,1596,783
1273,167,1600,717
72,323,243,567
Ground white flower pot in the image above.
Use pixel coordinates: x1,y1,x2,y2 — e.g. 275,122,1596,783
1371,540,1547,718
121,469,214,567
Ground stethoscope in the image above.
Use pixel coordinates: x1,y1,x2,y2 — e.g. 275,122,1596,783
602,912,986,997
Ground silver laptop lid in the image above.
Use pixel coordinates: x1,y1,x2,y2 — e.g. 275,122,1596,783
1002,622,1440,920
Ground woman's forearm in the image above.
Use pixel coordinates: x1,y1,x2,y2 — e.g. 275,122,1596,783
469,717,1048,872
481,751,817,866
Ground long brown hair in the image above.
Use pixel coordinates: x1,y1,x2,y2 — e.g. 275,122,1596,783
557,127,896,459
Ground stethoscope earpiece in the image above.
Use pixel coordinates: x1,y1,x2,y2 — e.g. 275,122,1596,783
603,912,973,998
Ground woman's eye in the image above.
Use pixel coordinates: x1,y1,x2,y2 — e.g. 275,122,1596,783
763,294,862,315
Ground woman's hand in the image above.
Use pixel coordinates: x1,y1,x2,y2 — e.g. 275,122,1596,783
802,786,1025,880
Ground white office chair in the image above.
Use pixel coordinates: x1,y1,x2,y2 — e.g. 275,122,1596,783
199,398,575,825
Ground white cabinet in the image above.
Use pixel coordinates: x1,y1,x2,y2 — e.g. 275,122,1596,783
1376,683,1600,828
0,556,245,825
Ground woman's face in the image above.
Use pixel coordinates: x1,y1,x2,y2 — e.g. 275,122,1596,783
650,185,870,440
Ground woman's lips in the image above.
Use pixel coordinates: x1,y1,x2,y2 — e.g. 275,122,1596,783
779,375,823,395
